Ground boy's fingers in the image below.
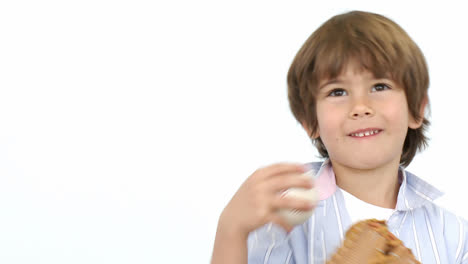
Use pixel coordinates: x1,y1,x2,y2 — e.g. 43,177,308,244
256,163,307,179
272,195,316,211
267,174,314,192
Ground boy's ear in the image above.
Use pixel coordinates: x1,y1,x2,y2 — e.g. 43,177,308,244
301,121,320,139
409,95,428,129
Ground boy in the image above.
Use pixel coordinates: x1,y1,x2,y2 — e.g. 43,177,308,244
211,11,468,263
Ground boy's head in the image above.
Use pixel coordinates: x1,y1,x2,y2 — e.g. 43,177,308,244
288,11,429,167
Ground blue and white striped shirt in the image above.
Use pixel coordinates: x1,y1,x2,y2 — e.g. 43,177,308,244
248,160,468,263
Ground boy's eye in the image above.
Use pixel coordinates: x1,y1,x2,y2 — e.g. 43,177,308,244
371,83,391,92
328,89,347,97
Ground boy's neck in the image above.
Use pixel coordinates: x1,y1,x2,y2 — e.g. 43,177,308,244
331,158,401,209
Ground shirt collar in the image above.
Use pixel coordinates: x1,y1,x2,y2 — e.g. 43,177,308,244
395,169,444,211
307,159,444,211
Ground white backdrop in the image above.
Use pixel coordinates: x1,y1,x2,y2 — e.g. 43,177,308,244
1,1,467,263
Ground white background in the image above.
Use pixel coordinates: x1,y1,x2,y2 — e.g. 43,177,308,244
1,1,467,263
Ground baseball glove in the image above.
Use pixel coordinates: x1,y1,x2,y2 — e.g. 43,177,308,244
326,219,421,264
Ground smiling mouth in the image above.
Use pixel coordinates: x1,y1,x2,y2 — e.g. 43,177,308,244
349,129,382,138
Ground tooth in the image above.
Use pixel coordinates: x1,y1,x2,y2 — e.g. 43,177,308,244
370,130,374,135
358,132,364,137
364,131,370,136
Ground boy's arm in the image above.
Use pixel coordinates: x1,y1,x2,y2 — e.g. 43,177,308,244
210,163,315,264
211,214,248,264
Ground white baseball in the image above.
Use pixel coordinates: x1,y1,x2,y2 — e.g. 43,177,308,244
276,172,318,226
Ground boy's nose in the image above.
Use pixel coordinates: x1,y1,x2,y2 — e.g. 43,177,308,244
349,98,374,119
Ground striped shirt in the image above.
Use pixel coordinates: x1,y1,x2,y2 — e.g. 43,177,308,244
248,160,468,263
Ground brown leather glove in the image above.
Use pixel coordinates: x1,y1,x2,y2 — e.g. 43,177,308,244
326,219,421,264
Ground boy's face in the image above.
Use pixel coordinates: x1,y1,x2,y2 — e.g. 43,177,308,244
304,61,423,170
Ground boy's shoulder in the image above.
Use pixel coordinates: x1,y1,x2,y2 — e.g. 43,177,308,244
393,170,468,236
420,195,468,263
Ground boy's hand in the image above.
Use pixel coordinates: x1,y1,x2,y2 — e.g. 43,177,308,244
218,163,315,237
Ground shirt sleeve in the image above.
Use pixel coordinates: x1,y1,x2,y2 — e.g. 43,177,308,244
247,223,294,264
458,217,468,264
441,208,468,264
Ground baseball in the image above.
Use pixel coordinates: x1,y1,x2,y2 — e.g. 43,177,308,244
276,171,319,226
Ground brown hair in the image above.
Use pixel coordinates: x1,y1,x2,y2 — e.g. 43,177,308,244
287,11,429,167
